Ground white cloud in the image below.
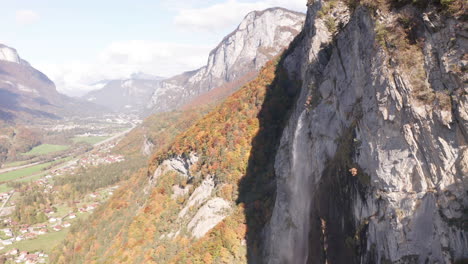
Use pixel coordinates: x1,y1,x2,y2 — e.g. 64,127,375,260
37,41,212,96
35,0,307,97
174,0,306,32
15,10,40,25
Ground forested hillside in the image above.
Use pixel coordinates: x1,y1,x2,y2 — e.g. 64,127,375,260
51,52,301,263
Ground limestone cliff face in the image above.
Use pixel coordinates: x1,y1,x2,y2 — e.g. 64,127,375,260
147,7,306,113
0,44,30,66
265,1,467,263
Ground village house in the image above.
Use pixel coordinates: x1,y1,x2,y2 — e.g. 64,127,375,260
8,248,18,255
17,251,28,261
1,239,13,245
86,204,97,211
24,233,37,240
0,193,9,200
35,224,47,229
2,228,13,237
24,253,39,264
36,229,47,235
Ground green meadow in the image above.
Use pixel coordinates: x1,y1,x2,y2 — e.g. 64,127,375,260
72,136,109,145
23,144,69,156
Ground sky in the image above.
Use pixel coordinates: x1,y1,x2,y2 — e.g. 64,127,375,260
0,0,307,96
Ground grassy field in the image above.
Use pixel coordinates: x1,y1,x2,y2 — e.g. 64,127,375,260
72,136,109,145
23,144,69,156
1,229,69,254
15,172,47,183
0,184,12,193
0,161,54,182
2,160,30,168
6,157,72,182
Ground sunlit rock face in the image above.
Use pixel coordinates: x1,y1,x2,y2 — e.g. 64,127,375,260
264,1,467,263
0,44,29,65
147,7,306,113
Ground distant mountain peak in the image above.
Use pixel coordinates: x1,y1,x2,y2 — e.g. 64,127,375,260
129,72,165,81
0,44,30,66
147,7,306,113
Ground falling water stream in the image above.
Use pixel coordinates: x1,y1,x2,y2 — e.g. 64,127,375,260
289,110,314,263
269,110,315,263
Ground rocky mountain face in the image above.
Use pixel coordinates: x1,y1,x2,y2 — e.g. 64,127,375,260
83,76,164,113
0,44,64,122
0,44,107,124
264,1,467,263
50,2,467,263
0,44,30,65
147,7,306,113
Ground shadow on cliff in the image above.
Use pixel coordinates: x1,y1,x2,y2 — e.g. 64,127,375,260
236,40,302,262
235,30,368,263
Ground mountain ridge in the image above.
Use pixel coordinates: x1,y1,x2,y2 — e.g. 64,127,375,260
49,1,468,263
0,43,108,124
83,77,164,113
147,7,306,113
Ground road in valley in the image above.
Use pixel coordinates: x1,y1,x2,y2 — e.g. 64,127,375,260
0,124,136,179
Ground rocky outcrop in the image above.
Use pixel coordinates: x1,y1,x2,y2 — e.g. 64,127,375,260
151,153,199,184
178,176,215,218
187,197,231,238
141,136,155,156
151,154,231,239
0,44,29,65
147,7,306,113
265,1,467,264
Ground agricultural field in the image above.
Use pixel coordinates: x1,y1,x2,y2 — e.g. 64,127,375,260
0,184,12,193
0,162,54,182
0,157,71,184
22,144,69,156
72,136,109,145
1,160,30,169
1,229,68,254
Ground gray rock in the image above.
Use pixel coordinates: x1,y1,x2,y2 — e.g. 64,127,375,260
147,8,306,113
265,1,467,263
151,153,198,185
187,197,231,239
178,176,215,218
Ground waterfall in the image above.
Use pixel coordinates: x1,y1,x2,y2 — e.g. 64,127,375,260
289,110,313,263
268,110,314,263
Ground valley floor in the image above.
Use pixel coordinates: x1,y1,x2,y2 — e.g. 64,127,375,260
0,115,141,264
